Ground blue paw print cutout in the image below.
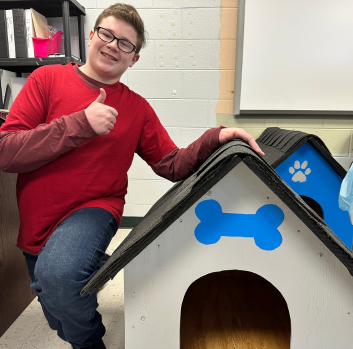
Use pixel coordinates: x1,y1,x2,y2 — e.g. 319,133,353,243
194,200,284,251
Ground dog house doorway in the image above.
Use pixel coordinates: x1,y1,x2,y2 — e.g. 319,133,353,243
180,270,291,349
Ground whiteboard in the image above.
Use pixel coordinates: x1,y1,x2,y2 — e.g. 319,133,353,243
234,0,353,115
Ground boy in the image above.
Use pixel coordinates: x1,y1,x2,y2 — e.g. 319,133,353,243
0,3,263,348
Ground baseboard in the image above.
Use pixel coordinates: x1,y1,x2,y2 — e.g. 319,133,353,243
120,216,143,229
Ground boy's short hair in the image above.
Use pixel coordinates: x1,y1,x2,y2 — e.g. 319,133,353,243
94,3,146,53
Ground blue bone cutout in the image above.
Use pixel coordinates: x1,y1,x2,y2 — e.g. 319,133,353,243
194,200,284,251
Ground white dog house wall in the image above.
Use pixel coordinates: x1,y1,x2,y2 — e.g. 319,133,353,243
83,139,353,349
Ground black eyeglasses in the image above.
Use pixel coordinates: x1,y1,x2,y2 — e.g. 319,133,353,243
95,26,136,54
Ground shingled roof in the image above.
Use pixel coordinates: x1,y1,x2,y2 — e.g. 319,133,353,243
256,127,346,177
82,137,353,295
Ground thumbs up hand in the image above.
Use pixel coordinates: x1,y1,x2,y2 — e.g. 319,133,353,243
85,88,118,135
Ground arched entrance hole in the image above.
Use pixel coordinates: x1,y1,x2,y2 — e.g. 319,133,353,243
300,195,324,219
180,270,291,349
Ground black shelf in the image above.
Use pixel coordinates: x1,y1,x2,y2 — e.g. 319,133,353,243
0,0,86,74
0,0,85,17
0,56,82,73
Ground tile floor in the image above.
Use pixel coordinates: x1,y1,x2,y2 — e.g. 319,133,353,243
0,229,131,349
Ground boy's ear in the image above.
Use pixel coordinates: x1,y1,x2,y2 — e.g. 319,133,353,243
88,30,95,46
129,53,140,67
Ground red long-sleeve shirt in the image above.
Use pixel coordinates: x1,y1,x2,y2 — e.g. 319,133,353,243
0,63,221,254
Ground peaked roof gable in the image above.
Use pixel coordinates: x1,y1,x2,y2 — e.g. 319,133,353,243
257,127,346,177
82,139,353,295
258,127,352,250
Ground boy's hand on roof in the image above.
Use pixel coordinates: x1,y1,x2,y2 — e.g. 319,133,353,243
85,88,118,135
219,127,265,156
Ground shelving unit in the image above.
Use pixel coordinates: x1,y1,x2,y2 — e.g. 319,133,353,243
0,0,86,74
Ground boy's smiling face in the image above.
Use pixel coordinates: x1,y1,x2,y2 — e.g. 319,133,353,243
84,16,140,84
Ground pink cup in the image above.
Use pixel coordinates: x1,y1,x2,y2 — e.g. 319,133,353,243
32,37,49,57
32,31,64,57
48,31,63,54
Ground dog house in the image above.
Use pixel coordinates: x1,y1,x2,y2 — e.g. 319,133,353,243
83,139,353,349
257,127,353,250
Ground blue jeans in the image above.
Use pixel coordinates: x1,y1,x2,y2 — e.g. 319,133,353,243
23,207,117,347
